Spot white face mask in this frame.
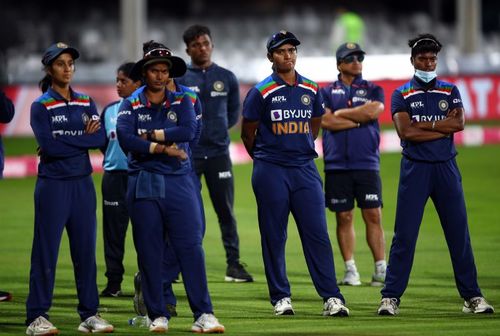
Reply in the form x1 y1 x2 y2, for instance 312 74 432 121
414 69 437 83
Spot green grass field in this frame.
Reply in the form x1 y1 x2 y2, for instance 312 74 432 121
1 144 499 335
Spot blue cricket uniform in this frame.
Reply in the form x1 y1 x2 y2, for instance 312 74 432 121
100 99 129 288
382 77 483 301
243 72 344 305
117 86 213 320
0 90 15 179
26 87 105 324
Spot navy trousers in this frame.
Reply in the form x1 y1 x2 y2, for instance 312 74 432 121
252 159 344 305
382 157 482 300
26 176 99 324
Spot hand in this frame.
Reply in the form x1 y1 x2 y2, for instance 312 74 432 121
164 146 188 161
84 119 101 134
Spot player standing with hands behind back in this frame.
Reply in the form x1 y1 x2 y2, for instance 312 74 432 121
377 33 494 316
320 42 386 287
178 25 253 282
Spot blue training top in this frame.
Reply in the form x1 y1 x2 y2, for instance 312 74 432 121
242 71 323 167
0 91 15 178
101 99 128 171
30 87 105 179
321 74 384 171
178 63 240 159
116 86 197 175
391 77 463 162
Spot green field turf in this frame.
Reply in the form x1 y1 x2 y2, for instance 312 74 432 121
0 145 499 335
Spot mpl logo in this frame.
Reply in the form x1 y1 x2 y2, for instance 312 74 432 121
271 109 282 121
365 194 379 201
411 101 424 108
138 114 152 122
51 115 68 123
272 96 287 103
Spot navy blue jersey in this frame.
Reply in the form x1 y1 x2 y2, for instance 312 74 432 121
242 72 323 166
0 91 15 178
391 77 463 162
30 87 105 179
321 75 383 171
172 79 203 149
178 63 240 159
116 87 197 175
101 100 128 171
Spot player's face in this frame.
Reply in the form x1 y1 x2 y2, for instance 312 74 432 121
338 53 363 77
270 43 297 73
116 70 140 98
186 34 213 67
48 53 75 86
412 51 438 71
143 63 170 93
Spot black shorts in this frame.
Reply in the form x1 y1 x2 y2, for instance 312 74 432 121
324 170 383 212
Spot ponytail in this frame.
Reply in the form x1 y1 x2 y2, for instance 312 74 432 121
39 74 52 93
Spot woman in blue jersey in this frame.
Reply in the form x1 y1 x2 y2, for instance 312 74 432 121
241 31 349 317
26 42 114 335
117 41 224 333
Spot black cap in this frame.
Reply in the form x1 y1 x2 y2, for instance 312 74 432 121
267 31 301 52
42 42 79 66
336 42 365 62
130 46 187 80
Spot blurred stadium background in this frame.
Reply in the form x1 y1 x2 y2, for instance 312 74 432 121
1 0 500 177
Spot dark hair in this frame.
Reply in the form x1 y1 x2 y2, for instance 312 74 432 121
408 33 442 57
38 74 52 93
117 62 136 78
182 25 212 46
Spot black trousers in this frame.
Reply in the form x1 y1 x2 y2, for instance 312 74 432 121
194 153 240 266
101 170 129 285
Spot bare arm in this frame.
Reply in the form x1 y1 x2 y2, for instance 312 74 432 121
241 118 259 157
393 111 448 142
335 101 384 123
321 107 359 131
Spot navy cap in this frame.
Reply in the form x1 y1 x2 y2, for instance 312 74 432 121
336 42 365 61
42 42 79 66
267 31 301 52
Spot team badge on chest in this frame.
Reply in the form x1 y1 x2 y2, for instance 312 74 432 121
81 113 90 125
213 81 224 91
301 94 311 105
166 111 178 122
438 99 448 111
356 89 367 96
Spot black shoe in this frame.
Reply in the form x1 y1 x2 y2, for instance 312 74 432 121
0 291 12 302
100 284 122 297
133 272 147 315
225 262 254 282
166 304 178 317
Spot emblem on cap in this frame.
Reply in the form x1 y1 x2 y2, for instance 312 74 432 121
301 94 311 106
346 43 357 49
57 42 69 49
280 30 288 35
438 100 448 111
213 81 224 92
167 111 178 122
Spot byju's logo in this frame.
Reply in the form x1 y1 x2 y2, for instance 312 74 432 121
271 109 282 121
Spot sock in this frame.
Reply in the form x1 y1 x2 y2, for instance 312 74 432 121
345 259 357 271
375 260 387 274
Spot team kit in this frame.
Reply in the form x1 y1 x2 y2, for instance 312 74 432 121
19 26 494 335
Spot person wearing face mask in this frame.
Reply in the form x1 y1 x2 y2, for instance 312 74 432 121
377 33 494 316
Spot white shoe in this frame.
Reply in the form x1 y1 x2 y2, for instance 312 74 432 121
377 298 399 316
462 297 494 314
191 313 225 333
26 316 59 336
370 271 386 287
338 269 361 286
323 297 349 316
274 297 294 315
78 315 114 333
149 316 168 333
